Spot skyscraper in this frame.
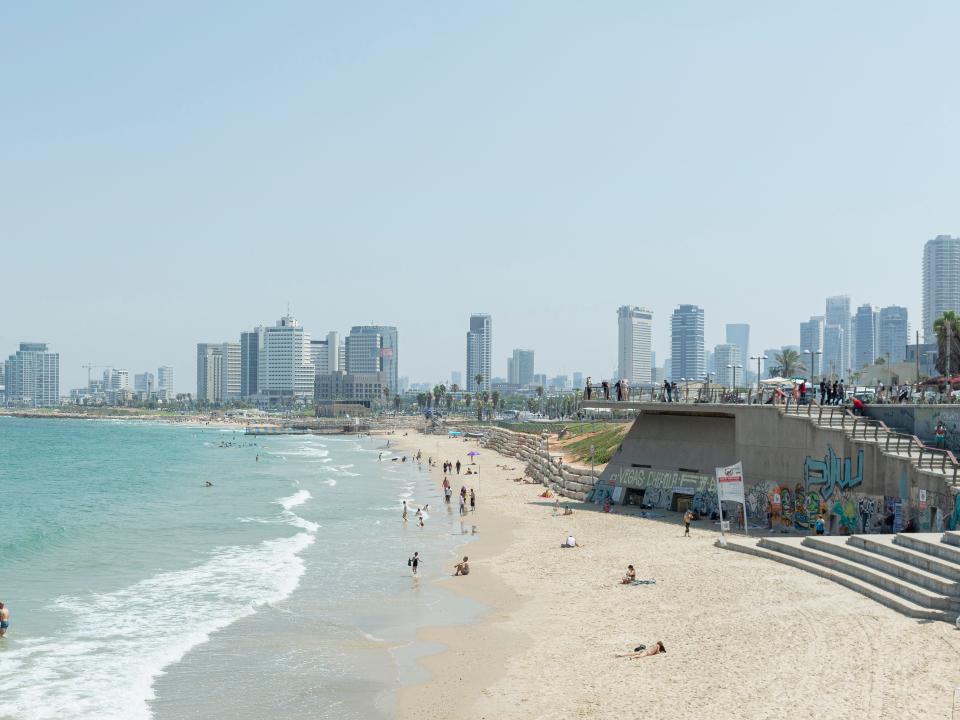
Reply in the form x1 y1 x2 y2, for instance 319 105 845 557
877 306 909 364
617 306 653 385
4 342 59 407
466 314 492 392
218 342 241 400
853 304 877 370
257 314 314 401
157 366 174 395
508 349 535 386
134 372 155 394
724 324 750 369
670 305 705 381
825 295 852 375
196 343 223 403
240 330 261 398
714 343 741 387
347 326 398 395
799 316 825 379
923 235 960 343
451 371 462 388
823 325 845 379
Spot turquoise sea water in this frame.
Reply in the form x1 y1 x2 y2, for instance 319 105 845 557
0 418 479 720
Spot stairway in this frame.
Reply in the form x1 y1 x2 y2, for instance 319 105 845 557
723 532 960 623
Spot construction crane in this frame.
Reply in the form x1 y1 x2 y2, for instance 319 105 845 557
81 364 110 387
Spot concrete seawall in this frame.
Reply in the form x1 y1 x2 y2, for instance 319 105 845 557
477 426 600 501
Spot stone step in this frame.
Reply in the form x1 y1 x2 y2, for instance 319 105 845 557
721 538 952 622
894 533 960 566
759 537 958 611
847 535 960 583
943 532 960 549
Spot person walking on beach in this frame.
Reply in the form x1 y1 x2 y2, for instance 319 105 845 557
402 501 408 522
0 602 9 637
469 488 476 512
408 552 420 576
456 460 461 475
378 452 383 461
683 508 694 536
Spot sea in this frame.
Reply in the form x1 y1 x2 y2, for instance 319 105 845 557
0 417 482 720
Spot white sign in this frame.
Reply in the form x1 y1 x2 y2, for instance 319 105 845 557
919 489 927 503
716 462 745 505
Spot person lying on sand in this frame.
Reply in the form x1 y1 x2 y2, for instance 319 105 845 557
616 641 666 658
620 565 636 584
453 556 470 576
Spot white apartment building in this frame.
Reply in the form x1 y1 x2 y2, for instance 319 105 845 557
922 235 960 343
617 306 653 385
466 314 492 392
714 343 742 387
257 314 314 401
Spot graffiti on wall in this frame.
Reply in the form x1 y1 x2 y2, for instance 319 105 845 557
804 445 863 498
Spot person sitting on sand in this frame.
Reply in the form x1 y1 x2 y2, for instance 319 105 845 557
563 506 573 516
454 556 470 576
621 565 636 584
561 534 579 548
617 641 666 658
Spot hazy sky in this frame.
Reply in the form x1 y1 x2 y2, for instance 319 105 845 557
3 2 958 392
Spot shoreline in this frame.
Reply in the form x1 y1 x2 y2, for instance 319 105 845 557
390 429 960 720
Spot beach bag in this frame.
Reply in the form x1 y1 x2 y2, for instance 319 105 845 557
407 558 412 567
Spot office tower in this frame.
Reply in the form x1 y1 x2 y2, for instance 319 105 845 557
573 371 583 390
466 314 492 392
216 342 241 400
311 339 329 379
923 235 960 343
196 344 222 403
157 366 174 395
670 305 705 381
508 349 535 387
617 306 653 385
109 369 130 391
257 314 314 401
762 348 780 378
799 317 825 379
704 350 715 375
134 372 155 393
240 330 262 398
347 326 398 395
877 306 909 364
725 324 750 369
327 332 341 372
853 304 878 370
823 325 845 379
4 342 59 407
714 344 742 387
825 295 852 374
450 371 462 388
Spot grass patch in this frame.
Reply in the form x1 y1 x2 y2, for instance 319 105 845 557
563 424 629 464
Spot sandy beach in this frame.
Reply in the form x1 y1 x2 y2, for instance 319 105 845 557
394 430 960 720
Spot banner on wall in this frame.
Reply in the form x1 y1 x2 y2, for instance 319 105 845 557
715 461 748 542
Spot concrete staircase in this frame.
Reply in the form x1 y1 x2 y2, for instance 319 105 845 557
723 532 960 623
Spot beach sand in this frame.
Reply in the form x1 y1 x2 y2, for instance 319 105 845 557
395 430 960 720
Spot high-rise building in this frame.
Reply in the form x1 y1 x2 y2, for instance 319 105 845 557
799 317 825 379
714 344 742 387
670 305 705 381
257 315 314 401
572 371 583 390
617 306 653 385
327 332 342 372
217 342 241 400
108 369 130 391
508 349 535 387
823 325 845 379
157 366 174 395
466 314 492 392
877 306 909 364
196 343 223 403
825 295 852 374
532 373 547 389
725 324 750 369
347 326 398 395
853 304 878 370
134 372 155 394
704 350 715 376
450 371 462 388
4 342 59 407
240 330 261 398
923 235 960 343
762 348 780 378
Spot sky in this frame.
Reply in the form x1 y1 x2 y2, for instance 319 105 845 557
2 2 959 392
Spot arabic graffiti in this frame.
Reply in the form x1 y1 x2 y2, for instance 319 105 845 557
804 445 863 498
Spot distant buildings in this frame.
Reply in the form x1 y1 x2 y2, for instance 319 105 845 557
617 306 653 385
799 317 824 379
853 304 878 370
507 349 535 387
823 325 845 379
134 372 155 394
877 306 909 364
258 315 314 402
157 366 174 395
714 343 741 387
346 326 398 396
922 235 960 343
670 305 705 381
572 371 583 390
466 314 492 392
196 344 223 403
450 371 462 388
725 324 750 369
240 330 261 398
4 342 60 407
825 295 852 375
762 348 780 378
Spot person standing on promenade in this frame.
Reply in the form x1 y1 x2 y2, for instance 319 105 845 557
614 379 622 401
0 602 9 637
585 377 592 400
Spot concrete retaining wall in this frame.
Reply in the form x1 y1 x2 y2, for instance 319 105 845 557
477 426 599 501
865 404 960 453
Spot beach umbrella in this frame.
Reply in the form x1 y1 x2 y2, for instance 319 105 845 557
468 450 479 464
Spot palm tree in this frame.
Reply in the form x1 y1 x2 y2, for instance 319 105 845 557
474 373 484 390
536 385 544 414
771 349 806 378
394 394 401 412
934 311 960 376
464 394 472 409
490 391 500 417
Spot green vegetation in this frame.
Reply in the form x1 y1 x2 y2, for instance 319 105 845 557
563 424 629 464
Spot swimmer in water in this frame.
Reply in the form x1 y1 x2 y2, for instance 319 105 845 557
205 481 213 487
